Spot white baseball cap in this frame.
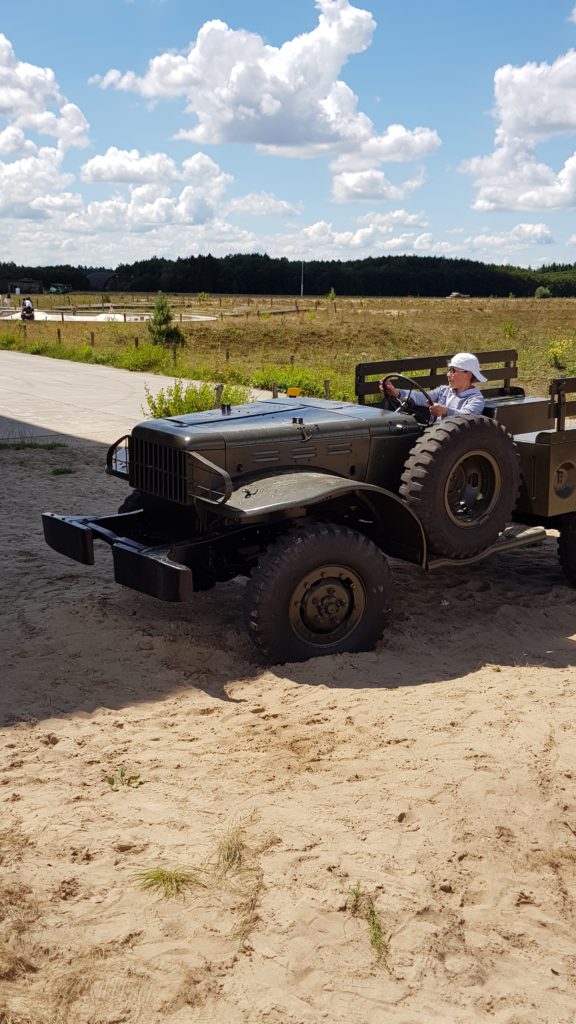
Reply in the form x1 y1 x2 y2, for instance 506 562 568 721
448 352 487 383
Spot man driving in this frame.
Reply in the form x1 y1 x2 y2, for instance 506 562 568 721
379 351 486 418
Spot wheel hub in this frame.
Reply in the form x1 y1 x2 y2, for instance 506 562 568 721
444 450 501 526
290 564 366 643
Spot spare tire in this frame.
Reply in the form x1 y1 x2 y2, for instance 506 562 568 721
399 415 520 558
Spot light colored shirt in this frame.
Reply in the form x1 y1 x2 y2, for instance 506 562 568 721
399 384 485 418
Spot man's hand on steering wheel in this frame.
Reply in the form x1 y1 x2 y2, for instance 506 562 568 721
377 374 430 421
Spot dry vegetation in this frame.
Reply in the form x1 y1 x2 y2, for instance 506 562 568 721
2 294 576 395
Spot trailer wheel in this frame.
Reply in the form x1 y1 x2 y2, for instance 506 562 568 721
400 415 520 558
244 524 392 663
558 513 576 586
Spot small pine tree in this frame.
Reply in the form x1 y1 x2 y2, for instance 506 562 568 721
148 292 185 347
534 285 552 300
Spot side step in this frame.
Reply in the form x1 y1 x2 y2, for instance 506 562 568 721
427 525 547 572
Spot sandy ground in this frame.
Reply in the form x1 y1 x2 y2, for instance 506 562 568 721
2 441 576 1024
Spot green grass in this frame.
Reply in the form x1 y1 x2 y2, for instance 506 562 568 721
4 294 576 397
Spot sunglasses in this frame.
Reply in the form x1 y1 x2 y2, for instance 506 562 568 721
447 366 464 373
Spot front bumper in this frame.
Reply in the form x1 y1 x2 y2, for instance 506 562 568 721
42 511 193 602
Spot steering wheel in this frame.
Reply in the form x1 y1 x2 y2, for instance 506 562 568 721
380 373 434 424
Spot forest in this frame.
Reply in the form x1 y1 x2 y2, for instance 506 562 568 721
2 253 576 297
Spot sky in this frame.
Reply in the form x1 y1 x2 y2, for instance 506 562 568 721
3 0 576 271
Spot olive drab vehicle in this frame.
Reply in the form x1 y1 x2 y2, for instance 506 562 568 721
42 350 576 663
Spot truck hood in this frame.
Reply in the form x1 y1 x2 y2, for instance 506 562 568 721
131 396 421 450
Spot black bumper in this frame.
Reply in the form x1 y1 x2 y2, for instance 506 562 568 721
42 511 193 603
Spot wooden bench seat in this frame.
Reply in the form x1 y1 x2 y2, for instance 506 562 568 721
354 349 553 434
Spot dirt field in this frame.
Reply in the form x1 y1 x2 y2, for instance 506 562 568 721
1 441 576 1024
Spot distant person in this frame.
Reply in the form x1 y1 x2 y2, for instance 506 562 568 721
20 296 35 321
3 294 11 307
379 352 486 419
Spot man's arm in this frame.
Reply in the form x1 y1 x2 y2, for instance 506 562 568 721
445 390 485 416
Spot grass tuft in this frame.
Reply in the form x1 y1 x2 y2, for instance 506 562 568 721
135 867 207 899
214 824 246 877
347 882 390 970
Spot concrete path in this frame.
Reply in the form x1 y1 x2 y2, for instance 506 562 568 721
0 350 271 445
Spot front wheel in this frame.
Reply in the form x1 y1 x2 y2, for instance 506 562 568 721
558 513 576 586
244 523 392 663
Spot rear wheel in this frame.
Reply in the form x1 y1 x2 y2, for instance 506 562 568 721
558 513 576 585
244 524 392 663
400 415 520 558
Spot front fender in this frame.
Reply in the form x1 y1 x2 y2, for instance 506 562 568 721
214 470 426 567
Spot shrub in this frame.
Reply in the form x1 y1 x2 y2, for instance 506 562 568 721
535 286 552 299
143 379 251 418
547 336 576 373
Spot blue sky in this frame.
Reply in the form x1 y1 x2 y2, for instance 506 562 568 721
3 0 576 270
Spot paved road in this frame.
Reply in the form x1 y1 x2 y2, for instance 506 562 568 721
0 351 270 445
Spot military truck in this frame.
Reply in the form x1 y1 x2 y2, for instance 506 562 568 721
42 349 576 662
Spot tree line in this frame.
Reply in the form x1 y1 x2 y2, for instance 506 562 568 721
3 254 576 298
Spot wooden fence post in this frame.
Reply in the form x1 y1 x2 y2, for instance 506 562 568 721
57 327 61 344
214 383 224 406
324 379 330 399
290 354 295 368
134 336 139 349
90 332 95 347
272 383 278 398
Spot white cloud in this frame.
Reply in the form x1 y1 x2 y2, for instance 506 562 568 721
464 222 553 253
264 218 555 263
268 218 442 259
570 4 576 22
331 125 440 171
180 152 233 197
0 125 36 156
226 192 303 216
332 168 425 202
30 191 83 213
355 208 429 228
93 3 376 150
0 33 89 149
463 49 576 211
92 1 439 197
0 147 73 212
81 147 179 184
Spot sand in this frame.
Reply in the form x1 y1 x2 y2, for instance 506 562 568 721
1 441 576 1024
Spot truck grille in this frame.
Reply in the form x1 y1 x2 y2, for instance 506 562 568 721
129 438 188 503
